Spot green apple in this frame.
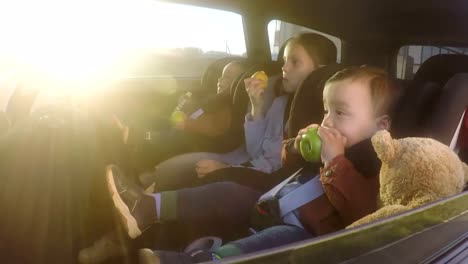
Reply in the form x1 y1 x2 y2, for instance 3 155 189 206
300 127 322 162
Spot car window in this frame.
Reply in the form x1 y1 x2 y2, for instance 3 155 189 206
267 20 342 62
397 45 468 79
0 0 246 82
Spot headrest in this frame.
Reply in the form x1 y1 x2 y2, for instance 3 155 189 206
390 81 442 139
423 73 468 145
288 64 346 137
413 54 468 85
199 56 243 96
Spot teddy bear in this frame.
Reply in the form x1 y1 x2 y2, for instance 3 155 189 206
349 130 468 227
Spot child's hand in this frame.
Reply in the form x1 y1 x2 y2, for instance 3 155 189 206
112 115 129 144
317 126 347 165
244 78 266 120
293 124 320 154
195 159 229 178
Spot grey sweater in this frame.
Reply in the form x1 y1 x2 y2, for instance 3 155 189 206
218 75 288 173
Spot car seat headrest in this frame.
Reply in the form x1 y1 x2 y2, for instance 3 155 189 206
199 57 243 96
423 73 468 145
413 54 468 85
288 64 346 137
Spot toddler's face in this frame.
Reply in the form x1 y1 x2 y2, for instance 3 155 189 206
322 79 387 147
217 63 244 95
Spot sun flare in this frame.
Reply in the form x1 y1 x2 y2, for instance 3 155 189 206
0 0 209 90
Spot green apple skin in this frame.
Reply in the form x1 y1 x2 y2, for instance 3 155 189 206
300 127 322 162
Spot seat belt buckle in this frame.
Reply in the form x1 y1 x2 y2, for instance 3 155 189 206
256 200 277 216
251 198 282 231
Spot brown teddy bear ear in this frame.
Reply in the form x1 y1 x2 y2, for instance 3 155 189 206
371 130 396 163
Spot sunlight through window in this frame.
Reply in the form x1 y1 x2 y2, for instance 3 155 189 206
0 0 246 91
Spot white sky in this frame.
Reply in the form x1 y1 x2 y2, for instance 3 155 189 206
0 0 247 79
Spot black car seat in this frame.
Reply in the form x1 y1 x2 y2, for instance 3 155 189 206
423 73 468 146
413 54 468 86
287 64 347 137
195 56 243 98
392 54 468 139
423 75 468 191
391 81 441 139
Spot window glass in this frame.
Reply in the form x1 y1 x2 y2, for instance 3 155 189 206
0 0 247 81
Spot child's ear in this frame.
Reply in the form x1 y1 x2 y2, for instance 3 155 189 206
376 115 391 131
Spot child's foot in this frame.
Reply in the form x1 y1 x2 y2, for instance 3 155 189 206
138 249 213 264
78 232 125 263
106 165 158 239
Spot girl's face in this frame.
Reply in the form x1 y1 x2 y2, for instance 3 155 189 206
282 42 318 93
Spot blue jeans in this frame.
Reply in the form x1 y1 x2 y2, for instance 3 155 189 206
159 182 261 239
164 182 312 256
215 225 312 258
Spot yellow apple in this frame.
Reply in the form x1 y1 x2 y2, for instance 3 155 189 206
251 71 268 89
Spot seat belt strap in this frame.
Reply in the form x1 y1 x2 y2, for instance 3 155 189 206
279 176 324 217
258 167 303 202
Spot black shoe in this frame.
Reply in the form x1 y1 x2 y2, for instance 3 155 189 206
106 165 158 239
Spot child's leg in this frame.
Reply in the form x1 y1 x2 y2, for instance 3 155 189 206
198 166 288 193
214 225 312 258
160 182 261 232
106 165 261 239
138 225 312 264
142 152 226 192
131 128 202 171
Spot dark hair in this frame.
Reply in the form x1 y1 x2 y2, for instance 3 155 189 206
286 33 337 66
324 66 401 117
228 59 249 71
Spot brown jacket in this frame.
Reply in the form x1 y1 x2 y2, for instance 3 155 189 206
184 105 232 137
281 140 380 235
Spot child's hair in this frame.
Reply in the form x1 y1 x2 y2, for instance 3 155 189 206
325 66 401 117
286 33 337 66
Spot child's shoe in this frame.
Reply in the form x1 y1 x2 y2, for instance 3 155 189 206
106 165 158 239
